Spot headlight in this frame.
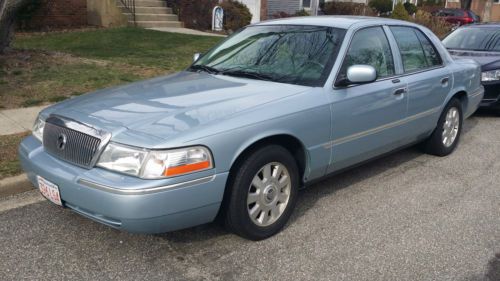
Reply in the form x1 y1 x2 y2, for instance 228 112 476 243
97 143 213 179
97 143 148 177
32 117 45 142
481 69 500 82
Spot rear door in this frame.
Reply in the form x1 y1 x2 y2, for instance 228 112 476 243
388 26 452 141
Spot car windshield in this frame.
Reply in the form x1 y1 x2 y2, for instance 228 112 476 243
443 27 500 52
189 25 346 86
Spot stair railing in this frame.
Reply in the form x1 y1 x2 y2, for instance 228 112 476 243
120 0 136 26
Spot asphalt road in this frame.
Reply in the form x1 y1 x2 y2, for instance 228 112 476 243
1 111 499 281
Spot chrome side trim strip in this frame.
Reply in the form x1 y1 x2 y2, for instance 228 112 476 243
77 175 216 195
469 88 484 99
323 106 441 149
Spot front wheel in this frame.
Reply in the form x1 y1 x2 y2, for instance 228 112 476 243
423 98 463 156
224 145 299 240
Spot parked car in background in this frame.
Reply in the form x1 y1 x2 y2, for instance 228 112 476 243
433 8 480 26
443 23 500 111
20 17 484 240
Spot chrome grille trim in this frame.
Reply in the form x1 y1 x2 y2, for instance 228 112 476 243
43 115 111 169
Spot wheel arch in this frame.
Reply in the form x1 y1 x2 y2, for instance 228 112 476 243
451 90 468 112
216 133 309 221
228 134 308 185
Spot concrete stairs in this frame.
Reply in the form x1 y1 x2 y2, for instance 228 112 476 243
116 0 183 28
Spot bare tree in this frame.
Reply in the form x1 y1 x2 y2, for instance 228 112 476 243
460 0 472 9
0 0 31 53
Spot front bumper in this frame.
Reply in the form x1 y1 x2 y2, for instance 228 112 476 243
479 81 500 109
19 136 228 233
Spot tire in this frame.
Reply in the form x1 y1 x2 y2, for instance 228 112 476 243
224 145 299 240
423 98 463 156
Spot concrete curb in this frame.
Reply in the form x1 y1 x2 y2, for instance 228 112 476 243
0 174 34 198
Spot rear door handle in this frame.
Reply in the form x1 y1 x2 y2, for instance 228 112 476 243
441 77 449 85
394 87 407 96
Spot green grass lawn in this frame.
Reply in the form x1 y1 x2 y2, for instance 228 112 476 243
0 132 29 180
13 27 222 71
1 27 222 109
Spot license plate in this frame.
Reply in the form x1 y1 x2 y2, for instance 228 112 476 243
37 176 62 206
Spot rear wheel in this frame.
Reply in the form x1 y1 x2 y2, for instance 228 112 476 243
224 145 299 240
423 98 463 156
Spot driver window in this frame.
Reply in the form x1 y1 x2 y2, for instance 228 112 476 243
338 27 395 82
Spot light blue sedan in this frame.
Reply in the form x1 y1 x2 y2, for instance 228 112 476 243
19 16 484 240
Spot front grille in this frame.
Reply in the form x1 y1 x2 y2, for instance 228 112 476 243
43 122 102 168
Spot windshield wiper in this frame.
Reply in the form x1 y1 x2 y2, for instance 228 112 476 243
220 69 275 82
188 64 220 74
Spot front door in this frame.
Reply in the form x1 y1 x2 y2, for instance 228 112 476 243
326 26 408 173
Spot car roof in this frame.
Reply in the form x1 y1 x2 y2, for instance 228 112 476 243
254 16 414 30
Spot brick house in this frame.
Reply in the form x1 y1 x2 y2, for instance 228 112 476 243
445 0 500 21
25 0 87 28
24 0 182 29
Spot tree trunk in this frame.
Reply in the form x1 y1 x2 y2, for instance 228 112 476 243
460 0 472 10
0 0 30 54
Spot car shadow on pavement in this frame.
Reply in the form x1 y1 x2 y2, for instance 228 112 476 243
158 113 484 243
159 145 427 243
465 252 500 281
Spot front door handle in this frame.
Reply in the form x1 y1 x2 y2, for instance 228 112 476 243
393 87 407 96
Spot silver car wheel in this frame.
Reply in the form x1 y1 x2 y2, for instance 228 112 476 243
442 107 460 148
247 162 291 227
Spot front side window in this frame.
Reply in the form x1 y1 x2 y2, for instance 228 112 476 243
338 26 395 82
192 25 346 87
390 26 429 72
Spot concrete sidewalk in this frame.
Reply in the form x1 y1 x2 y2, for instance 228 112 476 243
0 105 48 135
148 27 227 37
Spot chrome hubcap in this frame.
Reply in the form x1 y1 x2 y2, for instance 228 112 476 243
247 162 291 227
442 107 460 148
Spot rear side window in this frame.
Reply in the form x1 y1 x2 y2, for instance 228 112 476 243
338 26 395 80
415 30 442 66
390 26 442 72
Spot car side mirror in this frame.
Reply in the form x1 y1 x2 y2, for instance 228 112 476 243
336 65 377 87
193 53 202 62
347 65 377 84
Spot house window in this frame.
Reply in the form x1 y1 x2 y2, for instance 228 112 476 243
494 0 500 4
302 0 312 8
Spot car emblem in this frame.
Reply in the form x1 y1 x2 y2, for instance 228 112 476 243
56 133 67 150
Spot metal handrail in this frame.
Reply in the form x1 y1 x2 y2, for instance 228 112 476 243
120 0 136 26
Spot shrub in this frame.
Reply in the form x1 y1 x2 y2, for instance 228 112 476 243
369 0 393 14
391 2 410 20
167 0 218 30
322 1 376 16
294 9 310 16
166 0 251 32
220 0 252 31
413 10 452 39
271 11 292 18
17 0 43 30
404 2 418 15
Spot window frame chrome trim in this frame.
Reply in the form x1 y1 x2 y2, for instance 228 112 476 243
333 24 449 90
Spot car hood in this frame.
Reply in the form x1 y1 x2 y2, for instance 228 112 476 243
44 71 309 146
448 49 500 71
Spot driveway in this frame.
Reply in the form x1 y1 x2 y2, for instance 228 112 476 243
0 111 499 281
